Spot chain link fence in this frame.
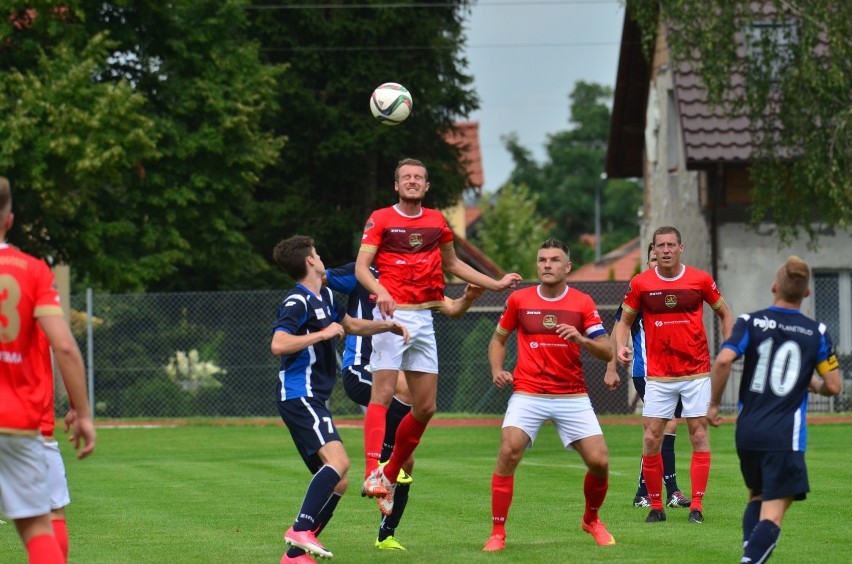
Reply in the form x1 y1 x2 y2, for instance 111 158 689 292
63 282 849 420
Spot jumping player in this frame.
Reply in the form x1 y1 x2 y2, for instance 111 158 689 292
272 235 408 562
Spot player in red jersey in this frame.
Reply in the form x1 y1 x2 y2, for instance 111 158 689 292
483 238 616 551
0 177 96 563
355 158 522 517
614 226 732 525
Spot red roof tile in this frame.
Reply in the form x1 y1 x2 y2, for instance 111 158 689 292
568 238 642 282
444 121 484 189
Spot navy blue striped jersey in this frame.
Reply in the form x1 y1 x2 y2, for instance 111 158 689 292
325 263 377 371
615 305 649 378
722 306 839 452
274 283 344 401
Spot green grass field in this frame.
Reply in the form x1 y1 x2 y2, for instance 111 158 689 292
2 419 850 563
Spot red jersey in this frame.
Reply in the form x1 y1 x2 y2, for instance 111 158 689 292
621 264 725 379
360 205 454 309
497 285 607 395
0 244 65 434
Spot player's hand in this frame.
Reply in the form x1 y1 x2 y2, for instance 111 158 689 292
496 273 523 290
706 404 722 428
463 283 485 301
604 367 621 391
375 288 395 320
616 346 633 368
808 375 821 394
492 369 513 390
69 415 97 459
555 323 583 344
63 408 78 434
324 322 345 340
388 321 410 344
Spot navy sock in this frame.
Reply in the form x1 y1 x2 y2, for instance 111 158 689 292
381 397 411 461
293 465 341 531
742 500 762 545
314 492 342 536
662 434 679 496
378 482 410 541
742 520 780 563
635 456 648 497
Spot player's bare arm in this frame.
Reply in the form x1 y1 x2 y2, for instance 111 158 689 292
341 315 411 344
555 324 612 361
613 310 637 368
714 300 734 340
488 330 513 390
440 244 522 291
440 284 485 318
355 249 395 319
707 347 738 427
810 368 842 397
39 314 96 458
603 331 622 390
271 323 345 356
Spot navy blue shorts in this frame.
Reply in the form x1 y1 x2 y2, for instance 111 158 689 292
738 449 809 501
342 365 372 407
632 377 684 418
277 396 342 473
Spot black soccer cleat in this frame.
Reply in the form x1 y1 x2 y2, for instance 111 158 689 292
645 509 667 523
688 509 704 524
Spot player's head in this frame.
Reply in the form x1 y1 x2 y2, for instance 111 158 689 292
646 242 657 270
273 235 321 281
652 226 683 268
774 255 811 304
537 238 571 285
0 177 14 235
394 158 430 204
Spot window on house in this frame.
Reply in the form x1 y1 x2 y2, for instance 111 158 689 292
746 20 798 81
814 271 852 356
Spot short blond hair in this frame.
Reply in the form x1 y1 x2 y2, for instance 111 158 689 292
0 177 11 213
776 255 810 303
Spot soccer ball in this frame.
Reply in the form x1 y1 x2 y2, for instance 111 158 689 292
370 83 413 126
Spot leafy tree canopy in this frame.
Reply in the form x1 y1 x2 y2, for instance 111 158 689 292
500 81 643 266
628 0 851 245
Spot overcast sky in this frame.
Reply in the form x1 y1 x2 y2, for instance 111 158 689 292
462 0 625 192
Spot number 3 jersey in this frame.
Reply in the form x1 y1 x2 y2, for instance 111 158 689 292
722 306 839 451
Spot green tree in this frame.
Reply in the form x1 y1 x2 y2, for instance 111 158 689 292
1 1 285 292
246 1 479 276
473 183 549 279
628 0 851 245
502 81 643 266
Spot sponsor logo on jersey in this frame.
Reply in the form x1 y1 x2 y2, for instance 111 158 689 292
409 233 422 247
754 316 776 331
315 308 326 320
530 342 539 348
664 294 677 308
542 314 557 328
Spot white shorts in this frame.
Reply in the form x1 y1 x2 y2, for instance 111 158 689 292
370 308 439 374
502 393 603 450
643 377 711 419
0 434 51 519
44 440 71 510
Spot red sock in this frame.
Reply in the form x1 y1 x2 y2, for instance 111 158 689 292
364 403 388 476
491 473 513 537
382 413 426 483
52 518 69 559
26 533 64 563
690 451 711 511
642 453 664 510
582 472 608 524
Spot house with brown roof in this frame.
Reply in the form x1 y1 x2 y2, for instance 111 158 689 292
443 121 504 279
606 10 852 364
